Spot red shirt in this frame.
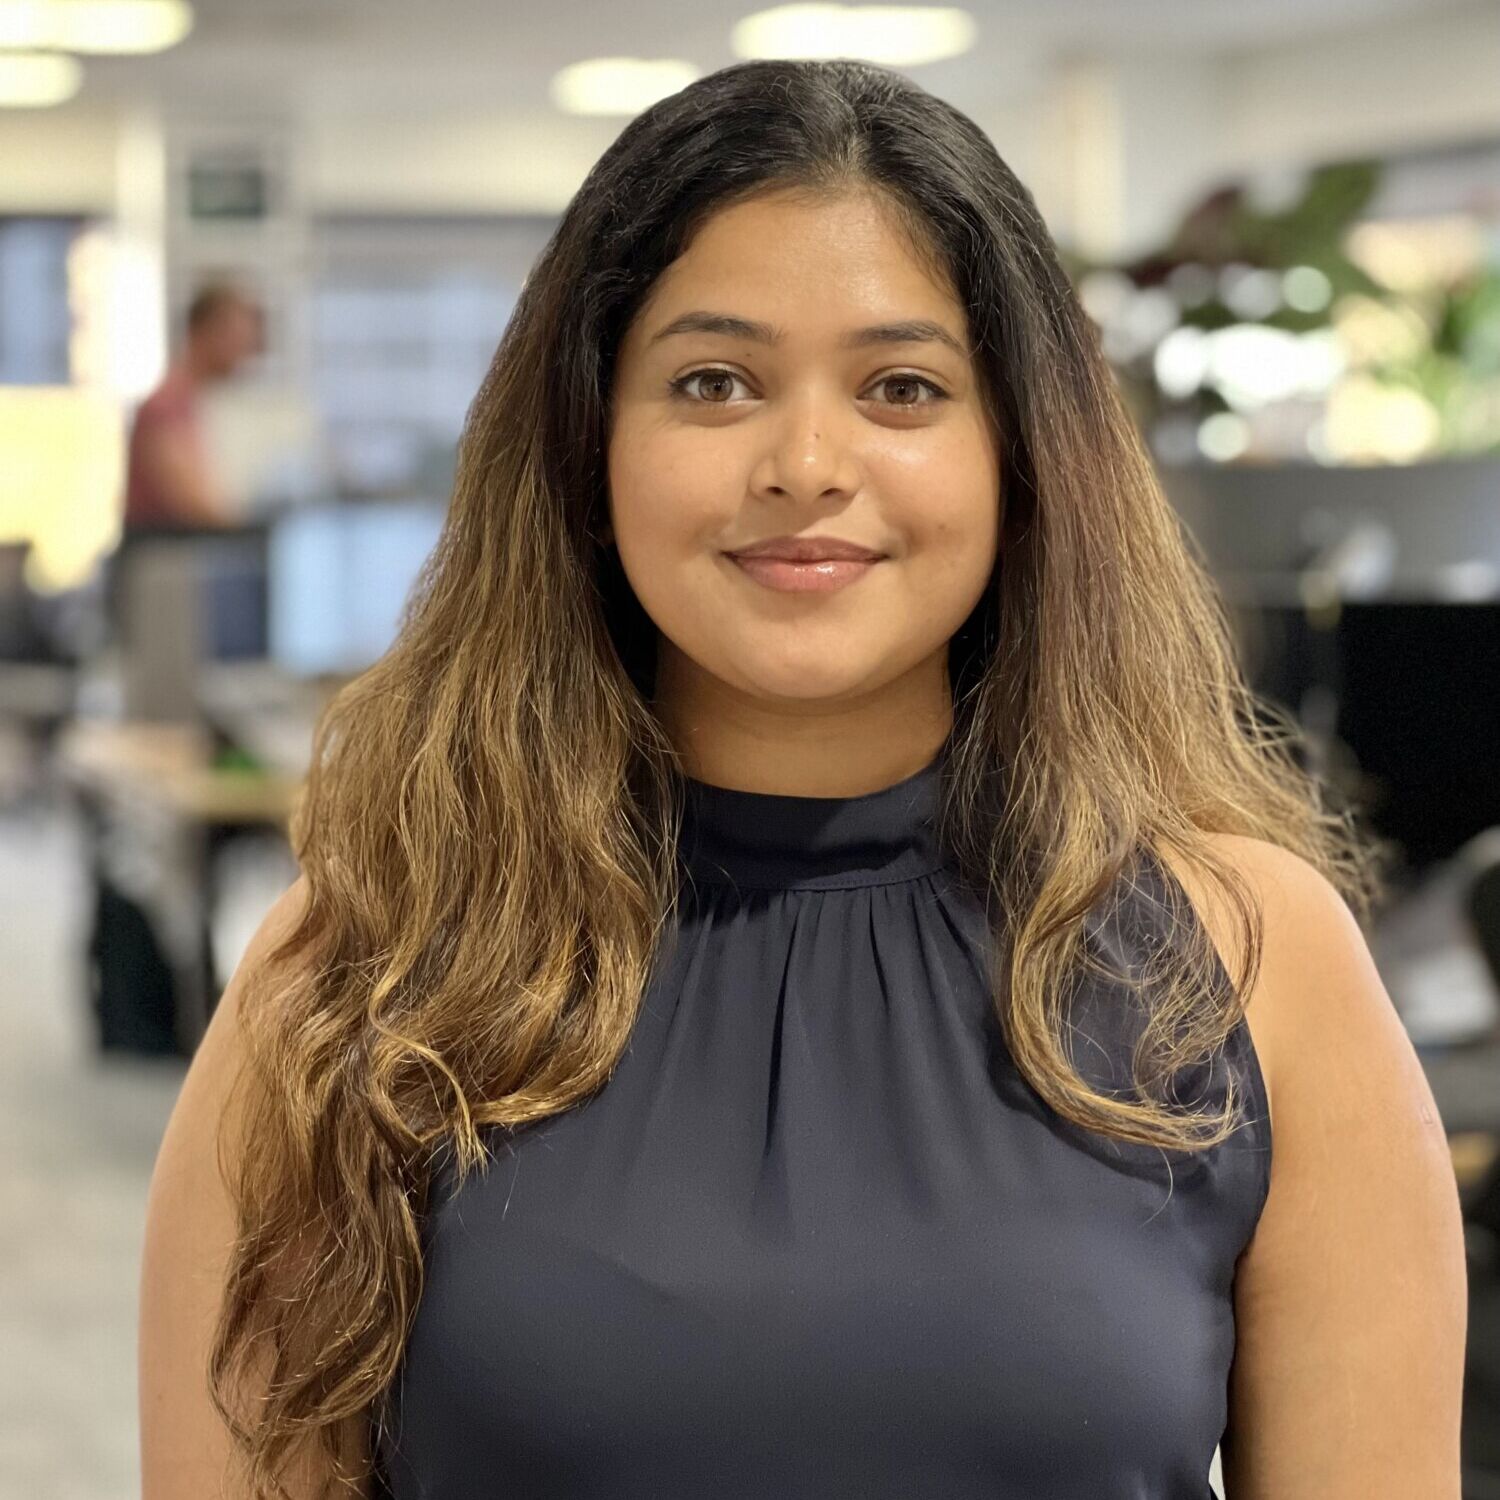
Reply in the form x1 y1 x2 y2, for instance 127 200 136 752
122 365 203 531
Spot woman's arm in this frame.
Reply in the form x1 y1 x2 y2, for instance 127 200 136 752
138 876 371 1498
1186 835 1468 1499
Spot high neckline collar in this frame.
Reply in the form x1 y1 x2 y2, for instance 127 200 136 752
676 749 948 892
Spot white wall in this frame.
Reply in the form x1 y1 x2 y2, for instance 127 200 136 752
2 2 1497 254
0 108 116 214
1223 2 1500 169
304 111 619 216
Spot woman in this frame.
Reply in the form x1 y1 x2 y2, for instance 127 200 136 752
140 58 1467 1498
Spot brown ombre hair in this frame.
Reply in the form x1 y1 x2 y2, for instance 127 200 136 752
210 57 1383 1498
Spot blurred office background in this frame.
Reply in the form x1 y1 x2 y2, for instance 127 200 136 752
1 1 1499 1495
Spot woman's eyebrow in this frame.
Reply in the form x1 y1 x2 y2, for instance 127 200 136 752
648 310 970 359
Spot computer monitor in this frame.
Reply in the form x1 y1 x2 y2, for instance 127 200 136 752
267 501 447 677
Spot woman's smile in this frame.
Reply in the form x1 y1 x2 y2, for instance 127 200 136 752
725 553 884 593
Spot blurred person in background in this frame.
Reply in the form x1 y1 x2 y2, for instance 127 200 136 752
101 281 265 717
121 281 264 534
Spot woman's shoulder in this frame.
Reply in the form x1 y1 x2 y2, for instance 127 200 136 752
1154 832 1376 1125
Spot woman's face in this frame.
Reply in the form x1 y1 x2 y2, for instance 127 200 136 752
607 187 1002 729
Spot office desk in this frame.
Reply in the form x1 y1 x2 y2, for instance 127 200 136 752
58 719 302 820
55 719 303 1055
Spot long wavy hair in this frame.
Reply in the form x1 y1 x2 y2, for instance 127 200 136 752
210 57 1385 1498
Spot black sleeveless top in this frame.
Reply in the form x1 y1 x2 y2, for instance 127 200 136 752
374 749 1271 1498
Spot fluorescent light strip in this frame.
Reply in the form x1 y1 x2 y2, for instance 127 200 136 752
0 49 80 105
551 57 700 116
732 4 976 66
0 0 193 55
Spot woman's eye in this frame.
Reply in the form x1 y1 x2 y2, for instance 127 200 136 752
667 368 950 408
871 374 949 408
668 368 749 404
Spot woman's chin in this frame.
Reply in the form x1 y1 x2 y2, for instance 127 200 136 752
726 656 885 704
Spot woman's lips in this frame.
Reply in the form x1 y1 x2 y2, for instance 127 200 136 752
726 554 883 593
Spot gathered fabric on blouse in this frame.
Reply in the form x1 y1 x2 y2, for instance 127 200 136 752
373 746 1272 1499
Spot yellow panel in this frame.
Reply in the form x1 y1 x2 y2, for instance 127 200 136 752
0 385 124 591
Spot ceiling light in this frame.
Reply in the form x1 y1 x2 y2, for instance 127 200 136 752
0 49 80 106
732 4 976 66
551 57 699 116
0 0 193 55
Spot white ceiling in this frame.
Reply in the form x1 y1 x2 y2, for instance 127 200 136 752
63 0 1489 118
